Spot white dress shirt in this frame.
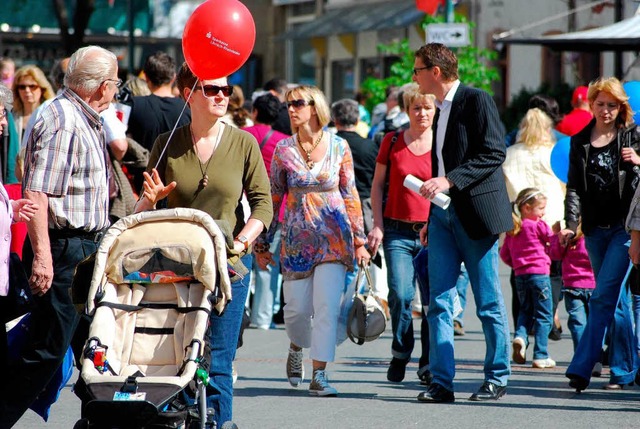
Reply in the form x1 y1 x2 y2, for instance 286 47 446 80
435 80 461 178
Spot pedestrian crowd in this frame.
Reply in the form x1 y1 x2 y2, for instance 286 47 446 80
0 41 640 428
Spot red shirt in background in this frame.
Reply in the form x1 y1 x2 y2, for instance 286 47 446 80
556 109 593 136
243 123 290 222
4 183 27 259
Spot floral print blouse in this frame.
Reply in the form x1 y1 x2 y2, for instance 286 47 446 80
260 133 366 280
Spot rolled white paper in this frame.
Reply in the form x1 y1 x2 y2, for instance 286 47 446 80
403 174 423 193
403 174 451 210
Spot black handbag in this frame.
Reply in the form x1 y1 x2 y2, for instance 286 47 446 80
629 265 640 296
2 253 33 323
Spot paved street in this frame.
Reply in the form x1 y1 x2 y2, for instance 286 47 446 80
14 265 640 428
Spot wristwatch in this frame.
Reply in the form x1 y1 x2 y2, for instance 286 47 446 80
236 235 249 251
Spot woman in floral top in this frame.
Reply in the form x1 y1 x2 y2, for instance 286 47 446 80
256 85 369 397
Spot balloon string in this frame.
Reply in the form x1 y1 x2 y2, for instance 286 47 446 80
152 79 198 171
136 79 198 203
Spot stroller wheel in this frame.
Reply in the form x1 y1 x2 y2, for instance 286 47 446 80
73 419 89 429
220 422 238 429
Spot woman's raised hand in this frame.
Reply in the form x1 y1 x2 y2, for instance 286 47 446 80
142 168 177 205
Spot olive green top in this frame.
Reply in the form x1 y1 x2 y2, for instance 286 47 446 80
148 124 273 243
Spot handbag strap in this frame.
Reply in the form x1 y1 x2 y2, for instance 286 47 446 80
259 128 275 149
354 260 374 295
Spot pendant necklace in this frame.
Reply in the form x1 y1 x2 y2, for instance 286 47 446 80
192 123 223 188
297 131 323 169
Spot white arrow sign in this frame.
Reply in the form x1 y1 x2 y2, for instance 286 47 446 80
426 23 470 48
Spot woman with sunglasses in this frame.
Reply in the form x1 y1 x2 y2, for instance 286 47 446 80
11 65 54 142
255 85 370 397
135 62 272 426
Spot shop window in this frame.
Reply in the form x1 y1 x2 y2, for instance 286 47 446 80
331 59 355 101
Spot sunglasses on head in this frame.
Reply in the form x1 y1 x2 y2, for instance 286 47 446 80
199 82 233 98
287 99 314 108
17 84 40 91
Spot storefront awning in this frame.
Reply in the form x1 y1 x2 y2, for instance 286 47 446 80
495 12 640 52
279 1 425 39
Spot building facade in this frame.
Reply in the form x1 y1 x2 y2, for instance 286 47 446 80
1 0 637 108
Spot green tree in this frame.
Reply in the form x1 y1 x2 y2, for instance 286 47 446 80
360 13 499 112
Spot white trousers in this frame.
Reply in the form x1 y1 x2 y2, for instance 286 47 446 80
283 263 346 363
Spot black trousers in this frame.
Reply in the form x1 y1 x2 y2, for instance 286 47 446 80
0 235 98 428
0 296 8 370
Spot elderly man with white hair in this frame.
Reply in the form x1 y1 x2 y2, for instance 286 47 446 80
0 45 119 427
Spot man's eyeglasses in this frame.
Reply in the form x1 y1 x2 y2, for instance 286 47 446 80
17 84 40 91
412 66 431 75
287 99 314 108
0 109 6 120
104 79 123 88
199 83 234 98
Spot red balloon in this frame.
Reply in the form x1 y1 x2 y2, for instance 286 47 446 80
182 0 256 80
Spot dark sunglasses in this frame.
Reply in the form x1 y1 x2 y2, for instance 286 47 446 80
199 83 234 98
287 99 314 108
412 65 431 75
17 84 40 91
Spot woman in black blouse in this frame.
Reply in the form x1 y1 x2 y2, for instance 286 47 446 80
560 77 640 391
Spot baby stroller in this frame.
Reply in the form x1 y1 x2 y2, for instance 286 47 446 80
74 208 232 429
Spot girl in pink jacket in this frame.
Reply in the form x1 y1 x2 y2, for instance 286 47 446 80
500 188 555 368
549 223 595 352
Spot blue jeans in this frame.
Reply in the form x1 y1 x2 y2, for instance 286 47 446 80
251 229 282 329
563 287 593 352
427 204 511 391
382 227 429 365
207 254 252 425
454 264 470 326
634 295 640 357
514 274 553 360
566 225 638 385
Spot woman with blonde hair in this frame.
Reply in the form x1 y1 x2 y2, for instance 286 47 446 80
368 83 435 385
255 84 369 397
560 77 640 391
11 65 54 140
503 108 565 224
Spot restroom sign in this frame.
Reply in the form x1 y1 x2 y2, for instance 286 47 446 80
426 23 470 47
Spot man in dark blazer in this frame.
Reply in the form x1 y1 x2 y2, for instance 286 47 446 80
412 43 513 403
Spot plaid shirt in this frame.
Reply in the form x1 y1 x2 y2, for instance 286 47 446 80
23 88 110 232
